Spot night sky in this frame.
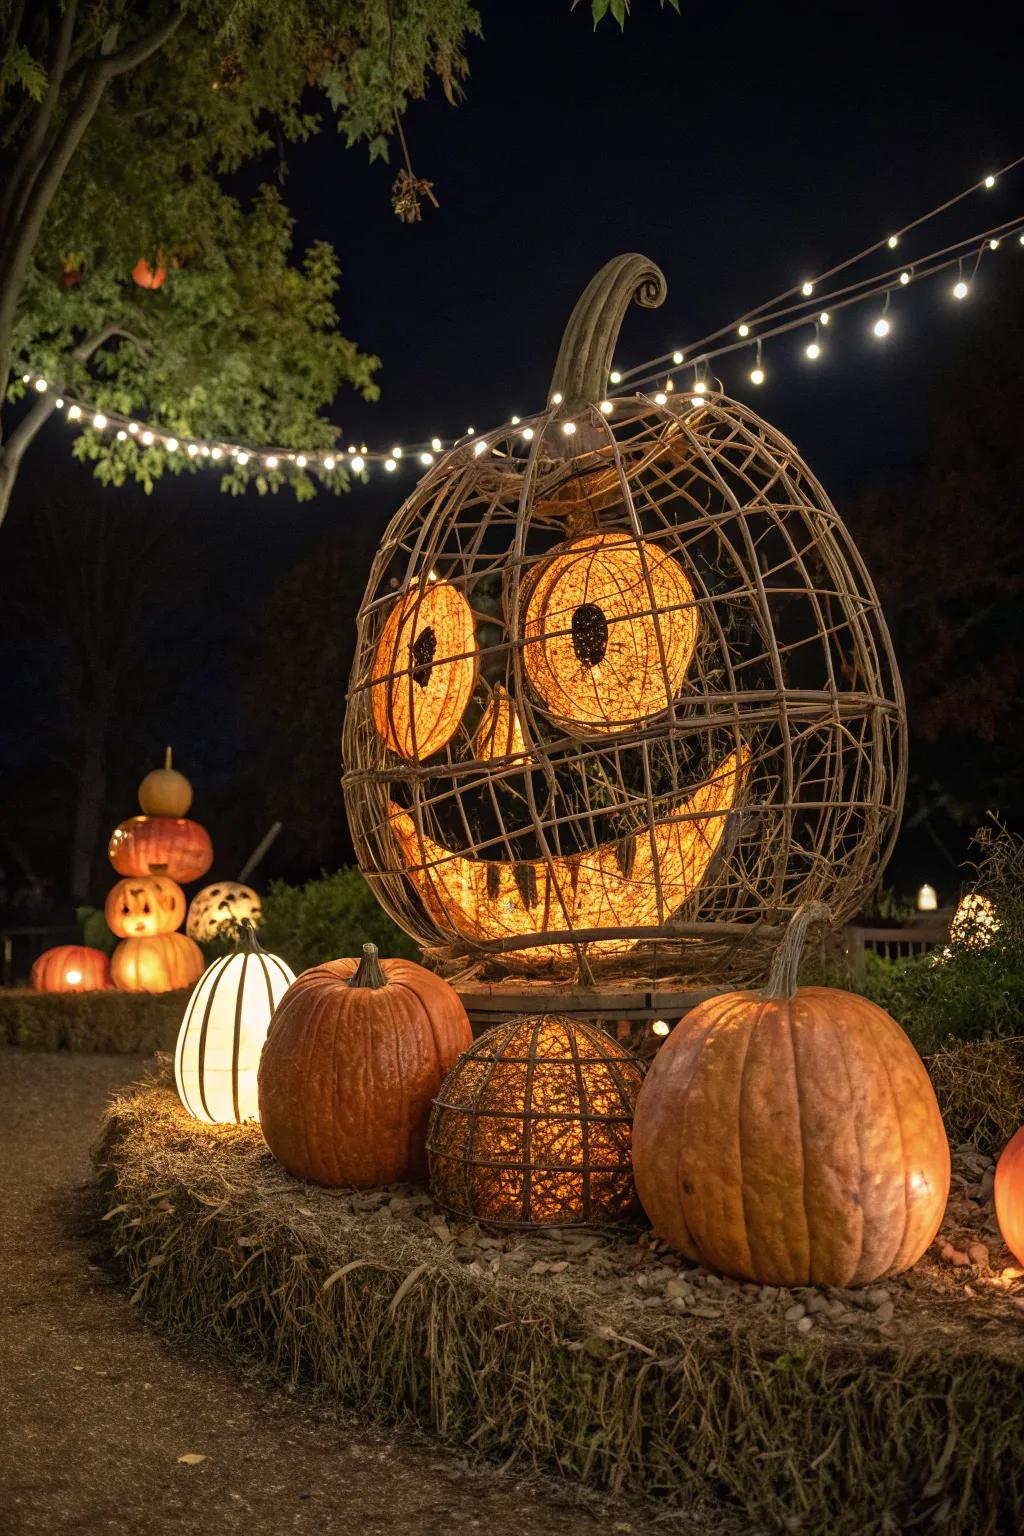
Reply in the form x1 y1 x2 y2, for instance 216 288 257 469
2 0 1022 905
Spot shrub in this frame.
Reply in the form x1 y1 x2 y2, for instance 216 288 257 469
257 867 419 975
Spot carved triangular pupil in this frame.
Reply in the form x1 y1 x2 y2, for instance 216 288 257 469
411 626 437 688
571 603 608 667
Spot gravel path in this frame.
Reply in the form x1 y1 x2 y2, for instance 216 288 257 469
0 1049 738 1536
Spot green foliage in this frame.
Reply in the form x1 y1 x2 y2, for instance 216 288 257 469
837 824 1024 1055
0 987 184 1052
258 867 418 974
1 1 480 502
588 0 679 27
77 904 118 956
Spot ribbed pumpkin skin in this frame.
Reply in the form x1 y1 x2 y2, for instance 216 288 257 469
258 958 473 1188
108 816 213 883
110 931 204 993
994 1126 1024 1266
632 987 950 1287
30 944 111 992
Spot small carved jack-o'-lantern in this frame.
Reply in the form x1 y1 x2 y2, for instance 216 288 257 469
186 882 263 941
342 255 906 983
105 875 186 938
30 945 111 993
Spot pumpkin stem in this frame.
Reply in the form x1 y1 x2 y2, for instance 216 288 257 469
347 941 388 990
164 745 173 771
549 254 667 415
236 918 265 954
764 901 831 999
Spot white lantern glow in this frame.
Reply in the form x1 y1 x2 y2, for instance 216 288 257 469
174 922 295 1124
916 883 938 913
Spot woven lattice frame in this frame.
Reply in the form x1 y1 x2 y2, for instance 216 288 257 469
427 1015 643 1229
342 261 906 986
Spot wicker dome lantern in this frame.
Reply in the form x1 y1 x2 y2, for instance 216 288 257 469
342 255 906 984
427 1015 644 1229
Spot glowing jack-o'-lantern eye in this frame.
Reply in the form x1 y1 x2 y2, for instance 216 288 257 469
371 580 477 759
522 531 699 733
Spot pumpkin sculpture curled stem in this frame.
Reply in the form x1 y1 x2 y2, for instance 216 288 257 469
548 254 667 415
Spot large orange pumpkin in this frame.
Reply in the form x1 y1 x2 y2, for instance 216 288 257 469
108 815 213 883
104 875 186 937
994 1126 1024 1266
258 943 473 1188
632 903 951 1287
110 931 204 993
30 945 111 993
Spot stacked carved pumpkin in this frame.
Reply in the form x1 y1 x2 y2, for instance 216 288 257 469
105 748 209 993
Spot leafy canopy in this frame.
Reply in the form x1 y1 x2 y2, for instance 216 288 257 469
0 1 480 504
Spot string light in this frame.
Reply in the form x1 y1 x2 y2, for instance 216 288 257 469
651 1019 671 1037
385 457 397 471
561 420 577 434
872 291 892 338
20 153 1024 487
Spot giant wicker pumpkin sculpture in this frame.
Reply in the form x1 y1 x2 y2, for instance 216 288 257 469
632 903 951 1287
108 814 213 883
342 255 905 983
258 943 472 1188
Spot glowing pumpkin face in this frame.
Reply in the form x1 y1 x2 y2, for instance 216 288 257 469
342 256 905 979
105 875 186 938
186 883 263 942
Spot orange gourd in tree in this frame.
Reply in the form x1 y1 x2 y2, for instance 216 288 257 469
632 903 951 1287
258 943 472 1188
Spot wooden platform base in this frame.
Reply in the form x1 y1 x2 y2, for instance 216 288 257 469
454 976 720 1029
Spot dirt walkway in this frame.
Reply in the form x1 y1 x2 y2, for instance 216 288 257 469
0 1049 738 1536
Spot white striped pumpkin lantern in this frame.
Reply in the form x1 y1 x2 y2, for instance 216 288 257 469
174 921 295 1124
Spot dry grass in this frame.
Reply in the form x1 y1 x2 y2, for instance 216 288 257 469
1 989 186 1053
93 1069 1024 1536
927 1035 1024 1156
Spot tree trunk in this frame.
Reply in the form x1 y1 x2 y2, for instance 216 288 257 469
70 722 107 904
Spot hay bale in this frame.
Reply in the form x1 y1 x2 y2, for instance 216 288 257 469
927 1035 1024 1156
1 989 186 1053
93 1077 1024 1535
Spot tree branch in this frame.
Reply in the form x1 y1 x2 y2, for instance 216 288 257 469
1 0 78 234
0 9 184 384
0 320 138 528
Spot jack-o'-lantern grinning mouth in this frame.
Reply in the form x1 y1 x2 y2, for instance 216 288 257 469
384 745 748 960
